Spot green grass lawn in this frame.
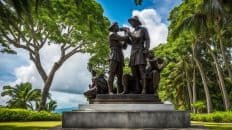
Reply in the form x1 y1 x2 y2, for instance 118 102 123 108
192 121 232 130
0 121 231 130
0 121 61 130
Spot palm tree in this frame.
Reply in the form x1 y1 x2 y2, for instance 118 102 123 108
45 99 57 112
1 82 41 109
206 41 231 110
35 95 57 111
173 5 231 111
173 12 213 113
192 59 197 113
203 0 232 81
202 0 231 110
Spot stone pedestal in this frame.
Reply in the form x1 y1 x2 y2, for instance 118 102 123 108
62 94 190 128
62 110 190 128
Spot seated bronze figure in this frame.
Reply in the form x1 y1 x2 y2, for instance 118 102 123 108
84 72 108 102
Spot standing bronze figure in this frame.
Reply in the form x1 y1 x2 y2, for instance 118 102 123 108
108 22 128 94
122 16 150 94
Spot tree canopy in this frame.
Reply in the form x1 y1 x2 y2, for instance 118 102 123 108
0 0 110 110
154 0 232 113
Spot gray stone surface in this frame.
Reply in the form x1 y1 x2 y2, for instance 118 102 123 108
78 104 175 111
62 111 190 128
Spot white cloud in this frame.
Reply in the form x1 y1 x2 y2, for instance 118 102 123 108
0 43 91 108
121 9 168 57
132 9 168 49
12 44 91 94
50 91 87 109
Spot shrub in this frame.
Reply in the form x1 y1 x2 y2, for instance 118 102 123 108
191 111 232 123
0 108 61 121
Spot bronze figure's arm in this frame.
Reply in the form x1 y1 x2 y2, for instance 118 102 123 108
110 33 128 41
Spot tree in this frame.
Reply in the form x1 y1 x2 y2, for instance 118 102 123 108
173 0 231 111
35 96 57 112
0 0 109 110
157 0 232 112
134 0 143 6
1 82 41 109
45 99 57 112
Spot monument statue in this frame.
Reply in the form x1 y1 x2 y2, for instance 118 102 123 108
63 16 190 129
121 16 150 94
107 22 129 94
85 16 166 98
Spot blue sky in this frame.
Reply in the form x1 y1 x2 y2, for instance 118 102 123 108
0 0 182 108
96 0 181 25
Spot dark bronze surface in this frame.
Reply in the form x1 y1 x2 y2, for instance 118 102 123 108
91 94 161 104
123 16 150 94
84 17 165 103
108 22 129 94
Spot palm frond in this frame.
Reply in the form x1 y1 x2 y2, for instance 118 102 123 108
203 0 223 18
172 13 208 39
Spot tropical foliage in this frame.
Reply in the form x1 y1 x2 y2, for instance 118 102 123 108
191 111 232 122
154 0 232 113
0 108 61 121
1 83 41 110
1 82 57 111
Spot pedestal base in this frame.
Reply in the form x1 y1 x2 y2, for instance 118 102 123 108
62 94 190 128
62 111 190 128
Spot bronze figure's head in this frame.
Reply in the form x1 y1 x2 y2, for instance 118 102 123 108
128 16 142 27
108 22 119 32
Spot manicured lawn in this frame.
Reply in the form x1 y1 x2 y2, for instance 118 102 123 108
0 121 231 130
0 121 61 130
192 121 232 130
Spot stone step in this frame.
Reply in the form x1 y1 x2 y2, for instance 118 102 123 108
92 94 161 104
78 104 175 111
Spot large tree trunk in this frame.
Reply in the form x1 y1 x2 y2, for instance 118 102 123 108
215 23 232 80
208 45 231 110
39 62 61 111
192 66 197 113
184 67 193 111
30 51 48 82
192 42 213 113
219 38 232 80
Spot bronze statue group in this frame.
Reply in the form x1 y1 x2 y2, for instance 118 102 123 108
84 16 166 101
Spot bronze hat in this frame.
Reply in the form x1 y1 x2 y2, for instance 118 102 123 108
128 16 142 25
108 22 118 32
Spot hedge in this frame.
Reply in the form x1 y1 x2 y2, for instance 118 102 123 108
0 108 61 121
191 111 232 123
